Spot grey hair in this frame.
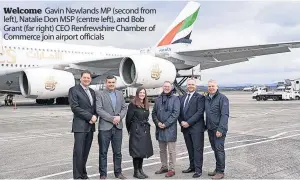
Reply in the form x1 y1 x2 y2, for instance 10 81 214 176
208 79 218 86
187 78 197 84
163 81 173 86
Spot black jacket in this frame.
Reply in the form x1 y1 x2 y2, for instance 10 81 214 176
205 90 229 135
178 92 206 133
126 103 153 158
68 84 97 133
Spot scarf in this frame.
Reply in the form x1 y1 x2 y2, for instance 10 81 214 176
161 91 172 111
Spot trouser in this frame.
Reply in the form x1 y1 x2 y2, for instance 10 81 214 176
208 130 226 173
98 126 123 177
73 132 93 179
183 131 204 173
158 141 176 171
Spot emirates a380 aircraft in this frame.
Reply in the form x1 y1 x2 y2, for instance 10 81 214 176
0 1 300 105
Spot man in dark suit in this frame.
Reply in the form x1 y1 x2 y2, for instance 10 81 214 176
96 75 128 179
178 78 205 178
68 70 98 179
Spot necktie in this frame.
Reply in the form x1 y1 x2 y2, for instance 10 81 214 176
85 89 93 105
183 93 191 113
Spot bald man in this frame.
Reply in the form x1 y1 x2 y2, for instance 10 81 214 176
205 80 229 179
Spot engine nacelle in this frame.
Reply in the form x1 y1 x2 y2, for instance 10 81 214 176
19 68 75 99
119 55 176 88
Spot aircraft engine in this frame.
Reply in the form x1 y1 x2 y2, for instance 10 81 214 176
119 54 177 88
19 68 75 99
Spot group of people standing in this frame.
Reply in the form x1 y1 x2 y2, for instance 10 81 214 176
68 70 229 180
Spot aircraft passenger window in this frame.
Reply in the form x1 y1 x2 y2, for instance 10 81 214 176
1 64 3 66
15 64 17 67
20 65 22 67
6 64 8 66
28 65 31 67
24 65 26 67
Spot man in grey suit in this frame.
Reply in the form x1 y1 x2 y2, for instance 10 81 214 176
68 70 98 179
96 75 128 179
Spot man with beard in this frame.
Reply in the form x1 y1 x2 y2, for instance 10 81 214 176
95 75 128 179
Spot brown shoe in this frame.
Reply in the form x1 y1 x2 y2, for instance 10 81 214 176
212 173 224 179
155 167 168 174
208 170 217 176
116 173 127 179
100 176 106 179
165 170 175 177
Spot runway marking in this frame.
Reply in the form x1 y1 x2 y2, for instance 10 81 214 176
31 132 298 180
269 132 288 138
83 133 300 179
30 166 93 180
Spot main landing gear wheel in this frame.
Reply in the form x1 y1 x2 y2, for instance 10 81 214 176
4 94 14 106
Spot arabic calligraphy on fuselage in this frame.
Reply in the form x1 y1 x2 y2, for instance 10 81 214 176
26 50 63 60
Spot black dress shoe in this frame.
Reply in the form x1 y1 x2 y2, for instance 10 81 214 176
192 172 202 178
182 168 195 173
116 173 127 179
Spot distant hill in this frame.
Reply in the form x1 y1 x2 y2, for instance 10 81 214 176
182 82 280 92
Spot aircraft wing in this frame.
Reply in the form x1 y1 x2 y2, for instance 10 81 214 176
0 90 21 95
75 57 123 69
61 57 123 76
176 41 300 69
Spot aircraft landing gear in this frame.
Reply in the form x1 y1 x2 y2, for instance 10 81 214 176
56 97 69 105
35 97 69 105
36 99 55 105
4 94 14 106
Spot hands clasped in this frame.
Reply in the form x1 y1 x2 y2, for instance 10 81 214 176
158 122 166 129
89 115 97 124
113 116 121 125
181 121 190 128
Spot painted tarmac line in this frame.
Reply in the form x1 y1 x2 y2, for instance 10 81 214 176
30 166 92 180
31 133 300 180
85 133 300 179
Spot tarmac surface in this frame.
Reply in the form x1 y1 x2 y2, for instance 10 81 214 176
1 91 300 179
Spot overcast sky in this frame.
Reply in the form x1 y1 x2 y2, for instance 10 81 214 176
1 1 300 86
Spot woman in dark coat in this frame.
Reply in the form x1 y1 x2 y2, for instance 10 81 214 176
126 87 154 179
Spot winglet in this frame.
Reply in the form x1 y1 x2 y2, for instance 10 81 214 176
156 1 200 47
